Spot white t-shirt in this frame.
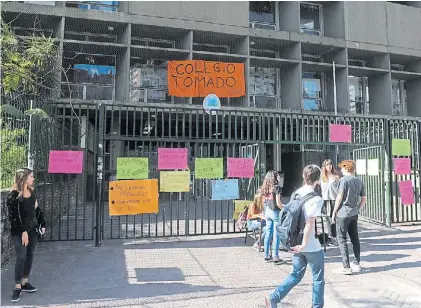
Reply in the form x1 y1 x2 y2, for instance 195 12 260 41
294 185 323 253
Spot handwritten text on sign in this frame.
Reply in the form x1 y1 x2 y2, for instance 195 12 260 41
211 179 239 200
233 200 252 220
393 158 411 175
329 124 352 143
398 180 415 205
160 171 190 192
116 157 148 179
157 148 188 170
48 150 83 174
168 60 245 98
227 158 254 178
392 139 411 157
195 158 223 179
108 179 158 216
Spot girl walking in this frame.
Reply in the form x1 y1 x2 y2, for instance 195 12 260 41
6 168 46 302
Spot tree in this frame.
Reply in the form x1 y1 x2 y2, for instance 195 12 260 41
1 17 60 117
1 15 61 187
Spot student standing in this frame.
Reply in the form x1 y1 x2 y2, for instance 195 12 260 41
265 165 325 308
6 168 46 302
332 160 366 275
260 171 284 264
320 159 340 245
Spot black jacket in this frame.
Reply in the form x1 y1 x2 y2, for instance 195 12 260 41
6 190 47 235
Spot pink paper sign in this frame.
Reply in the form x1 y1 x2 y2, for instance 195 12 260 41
393 158 411 175
48 150 83 174
158 148 188 170
227 158 254 178
398 180 415 205
329 124 352 143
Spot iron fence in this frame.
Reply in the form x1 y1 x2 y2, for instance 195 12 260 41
7 101 420 242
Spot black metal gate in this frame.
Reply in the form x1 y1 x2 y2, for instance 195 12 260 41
32 102 421 242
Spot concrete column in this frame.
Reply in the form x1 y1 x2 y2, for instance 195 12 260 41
281 63 302 110
279 1 300 32
406 78 421 116
115 47 130 102
368 72 393 115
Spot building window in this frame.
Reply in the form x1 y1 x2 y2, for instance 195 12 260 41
249 1 276 29
300 2 322 36
392 79 407 116
249 67 278 108
348 76 369 114
303 72 323 111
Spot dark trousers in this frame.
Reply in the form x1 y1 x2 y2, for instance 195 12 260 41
336 215 360 268
323 201 336 238
13 231 38 285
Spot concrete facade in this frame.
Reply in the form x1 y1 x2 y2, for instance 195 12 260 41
2 1 421 117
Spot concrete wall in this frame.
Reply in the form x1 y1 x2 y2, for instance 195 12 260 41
345 2 388 46
128 1 249 28
386 3 421 50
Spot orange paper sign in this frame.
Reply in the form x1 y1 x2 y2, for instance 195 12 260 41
109 180 158 216
168 60 245 98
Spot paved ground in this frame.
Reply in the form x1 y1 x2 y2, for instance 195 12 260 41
1 220 421 308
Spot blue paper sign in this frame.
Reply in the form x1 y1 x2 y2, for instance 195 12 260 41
211 179 239 200
203 94 221 115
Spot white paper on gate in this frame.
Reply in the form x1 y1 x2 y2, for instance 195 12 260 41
367 159 379 176
356 159 366 175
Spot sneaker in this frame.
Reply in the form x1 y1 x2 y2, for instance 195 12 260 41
11 289 21 302
330 238 338 246
264 256 272 262
350 263 362 273
332 267 352 275
273 257 286 265
21 282 37 293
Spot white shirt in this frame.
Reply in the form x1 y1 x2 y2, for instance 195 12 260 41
294 185 323 253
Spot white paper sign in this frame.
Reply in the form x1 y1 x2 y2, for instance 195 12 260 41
367 159 379 176
356 159 366 175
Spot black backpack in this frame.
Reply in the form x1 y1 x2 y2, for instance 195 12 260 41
277 191 319 249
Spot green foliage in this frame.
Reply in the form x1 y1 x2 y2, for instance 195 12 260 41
0 18 58 99
0 128 27 189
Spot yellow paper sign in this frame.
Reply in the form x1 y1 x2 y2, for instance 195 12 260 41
160 171 190 192
195 158 223 179
233 200 252 219
109 180 158 216
116 157 149 179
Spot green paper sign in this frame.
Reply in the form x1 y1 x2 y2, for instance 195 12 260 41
392 139 411 157
195 158 223 179
117 157 149 179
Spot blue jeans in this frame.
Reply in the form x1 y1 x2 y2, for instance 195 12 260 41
247 220 266 245
269 250 325 308
264 218 280 258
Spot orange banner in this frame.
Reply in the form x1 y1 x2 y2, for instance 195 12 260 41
168 60 245 98
109 180 158 216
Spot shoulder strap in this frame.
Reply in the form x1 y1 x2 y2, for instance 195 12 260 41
299 191 319 204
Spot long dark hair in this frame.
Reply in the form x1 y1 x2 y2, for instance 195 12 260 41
12 168 33 197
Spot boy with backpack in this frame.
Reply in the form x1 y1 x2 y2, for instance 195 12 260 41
265 164 325 308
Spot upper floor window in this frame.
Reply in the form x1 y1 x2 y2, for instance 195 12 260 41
303 72 323 111
392 79 407 116
349 76 369 115
300 2 322 36
249 1 276 29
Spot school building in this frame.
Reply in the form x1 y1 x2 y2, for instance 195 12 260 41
1 1 420 243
